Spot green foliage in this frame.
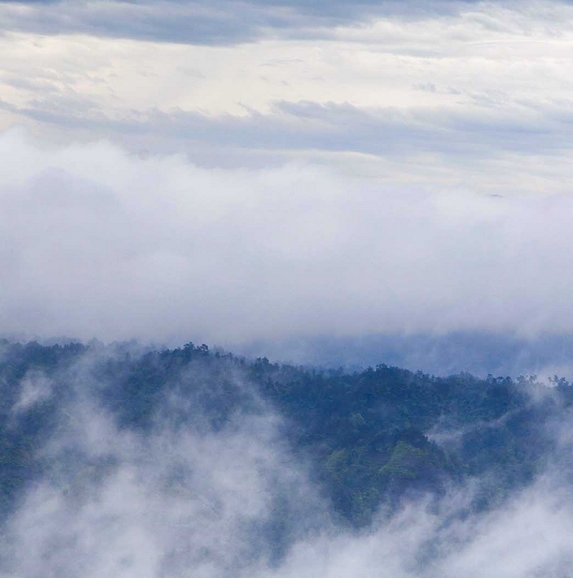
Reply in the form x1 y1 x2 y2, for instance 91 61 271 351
380 441 431 480
0 340 568 526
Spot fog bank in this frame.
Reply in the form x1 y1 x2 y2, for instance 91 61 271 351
3 130 573 347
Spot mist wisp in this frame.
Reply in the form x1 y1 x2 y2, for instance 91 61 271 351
1 342 573 577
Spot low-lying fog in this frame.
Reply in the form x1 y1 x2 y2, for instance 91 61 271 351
2 344 573 578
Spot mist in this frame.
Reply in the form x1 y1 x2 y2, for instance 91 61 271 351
3 343 573 578
2 129 573 352
238 332 573 379
0 344 328 578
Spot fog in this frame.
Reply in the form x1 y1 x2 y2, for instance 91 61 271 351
1 348 328 577
3 347 573 578
238 332 573 379
2 129 573 350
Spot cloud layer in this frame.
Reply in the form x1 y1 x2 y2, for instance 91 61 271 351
1 129 573 347
2 0 573 161
2 0 573 354
0 0 486 46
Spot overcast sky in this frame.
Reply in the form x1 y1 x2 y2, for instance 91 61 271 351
2 0 573 347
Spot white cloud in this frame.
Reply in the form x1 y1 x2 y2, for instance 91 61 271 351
1 129 573 346
11 370 53 412
257 479 573 578
2 2 573 132
3 1 573 347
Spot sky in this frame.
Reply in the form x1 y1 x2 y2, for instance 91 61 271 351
2 0 573 351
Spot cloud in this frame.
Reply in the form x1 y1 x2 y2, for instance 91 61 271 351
8 99 564 164
2 128 573 346
0 0 491 46
257 480 573 578
3 1 573 167
0 1 271 46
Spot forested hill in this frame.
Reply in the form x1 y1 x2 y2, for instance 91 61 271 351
1 339 571 528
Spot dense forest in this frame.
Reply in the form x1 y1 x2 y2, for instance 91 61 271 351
2 338 572 535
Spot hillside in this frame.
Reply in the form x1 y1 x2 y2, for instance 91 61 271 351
1 339 570 530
